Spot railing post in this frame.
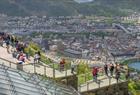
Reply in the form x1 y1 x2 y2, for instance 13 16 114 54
98 81 100 88
65 64 67 77
53 63 55 80
17 63 23 71
34 63 36 74
9 62 11 68
65 64 68 85
87 82 89 91
85 73 87 82
109 77 111 85
79 85 81 92
44 66 46 76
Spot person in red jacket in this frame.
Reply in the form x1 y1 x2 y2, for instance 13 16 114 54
60 58 65 72
92 67 98 82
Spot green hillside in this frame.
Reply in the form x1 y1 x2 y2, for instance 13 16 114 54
0 0 140 16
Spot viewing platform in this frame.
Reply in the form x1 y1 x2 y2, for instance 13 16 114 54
0 45 128 94
0 46 74 78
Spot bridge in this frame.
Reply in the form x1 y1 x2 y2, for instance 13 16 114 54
113 23 130 34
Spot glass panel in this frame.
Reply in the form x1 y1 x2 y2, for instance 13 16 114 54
0 64 78 95
0 88 10 95
13 82 39 92
15 87 41 95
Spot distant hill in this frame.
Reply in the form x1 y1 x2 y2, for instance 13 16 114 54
0 0 140 17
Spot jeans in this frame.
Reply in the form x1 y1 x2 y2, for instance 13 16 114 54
93 75 97 82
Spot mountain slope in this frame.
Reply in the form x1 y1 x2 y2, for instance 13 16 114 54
0 0 140 16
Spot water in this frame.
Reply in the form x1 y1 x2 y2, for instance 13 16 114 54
129 62 140 71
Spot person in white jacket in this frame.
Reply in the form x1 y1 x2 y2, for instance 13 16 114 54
71 60 76 74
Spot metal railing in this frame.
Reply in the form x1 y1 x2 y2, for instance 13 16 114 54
0 57 73 79
78 72 127 92
0 57 51 78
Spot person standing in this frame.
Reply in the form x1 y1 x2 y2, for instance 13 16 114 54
60 58 65 72
104 64 108 76
34 52 38 64
71 60 75 74
6 39 10 53
37 51 41 63
34 51 41 64
115 64 120 83
116 70 120 83
92 67 98 83
110 63 114 77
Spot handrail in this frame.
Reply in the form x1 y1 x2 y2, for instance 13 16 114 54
0 56 70 79
0 57 32 66
0 56 50 68
0 57 17 65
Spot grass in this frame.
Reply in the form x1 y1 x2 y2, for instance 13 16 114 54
78 72 104 85
24 42 51 65
128 80 140 95
24 42 72 71
78 73 93 85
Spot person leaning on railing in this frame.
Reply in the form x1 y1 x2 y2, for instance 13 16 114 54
17 53 25 64
16 52 29 64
